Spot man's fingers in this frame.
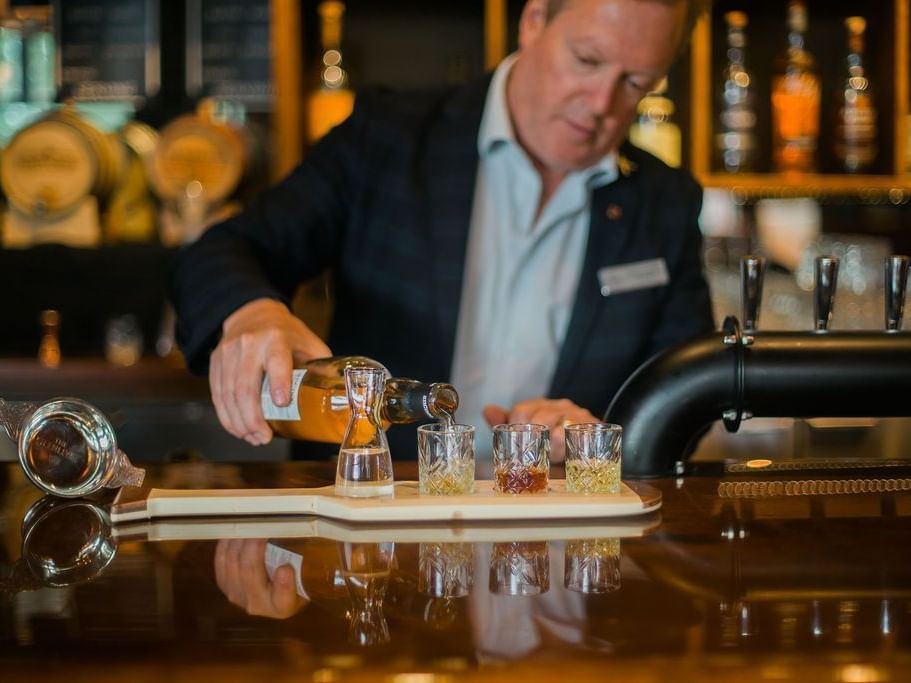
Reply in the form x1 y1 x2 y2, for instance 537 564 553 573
209 352 237 438
265 351 294 407
219 350 252 441
483 404 510 427
269 565 306 618
212 351 248 439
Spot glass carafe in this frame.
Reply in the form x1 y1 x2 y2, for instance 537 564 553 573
339 541 394 646
0 396 145 497
334 367 394 497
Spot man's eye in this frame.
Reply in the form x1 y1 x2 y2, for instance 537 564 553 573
626 78 652 94
574 52 599 67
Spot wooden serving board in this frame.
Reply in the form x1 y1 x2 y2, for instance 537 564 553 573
111 480 660 525
113 514 661 545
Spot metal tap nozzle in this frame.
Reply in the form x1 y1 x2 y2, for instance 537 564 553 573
884 255 910 332
814 256 839 332
740 255 766 332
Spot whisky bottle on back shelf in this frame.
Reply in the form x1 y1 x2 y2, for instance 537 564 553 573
771 0 820 173
261 356 459 442
835 16 877 173
715 10 757 173
307 1 355 143
628 77 681 168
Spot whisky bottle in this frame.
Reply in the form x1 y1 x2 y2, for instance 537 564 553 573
771 1 820 173
628 77 681 167
261 356 459 443
307 1 355 143
715 11 757 173
835 17 877 173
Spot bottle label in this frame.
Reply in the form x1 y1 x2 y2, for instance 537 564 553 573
261 369 307 421
264 542 308 598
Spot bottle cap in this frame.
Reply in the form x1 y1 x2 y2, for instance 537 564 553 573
725 11 748 29
845 16 866 35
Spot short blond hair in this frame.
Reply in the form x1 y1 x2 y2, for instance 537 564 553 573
545 0 707 39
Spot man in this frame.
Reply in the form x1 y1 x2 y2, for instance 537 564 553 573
170 0 714 461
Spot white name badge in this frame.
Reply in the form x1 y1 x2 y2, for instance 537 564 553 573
597 258 670 296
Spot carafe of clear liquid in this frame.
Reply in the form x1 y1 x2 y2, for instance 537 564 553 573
0 396 145 497
335 367 394 497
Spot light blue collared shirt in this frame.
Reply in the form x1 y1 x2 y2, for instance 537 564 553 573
450 54 619 457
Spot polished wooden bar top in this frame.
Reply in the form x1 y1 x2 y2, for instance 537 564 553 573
1 459 910 681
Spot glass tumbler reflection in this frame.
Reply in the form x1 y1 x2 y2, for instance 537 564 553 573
492 423 550 493
418 542 473 598
417 423 475 495
489 541 550 596
564 538 621 594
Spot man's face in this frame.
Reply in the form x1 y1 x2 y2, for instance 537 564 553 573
509 0 686 173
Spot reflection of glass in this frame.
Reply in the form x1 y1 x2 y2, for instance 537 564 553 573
418 423 475 495
564 538 621 594
418 542 473 598
492 424 550 494
0 396 144 497
2 496 116 595
105 314 144 367
489 541 549 596
339 541 395 646
565 423 622 494
335 367 393 497
419 542 471 631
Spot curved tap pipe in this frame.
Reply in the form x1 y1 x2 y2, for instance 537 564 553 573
605 317 911 478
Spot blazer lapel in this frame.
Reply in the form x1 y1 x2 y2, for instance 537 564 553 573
419 77 490 378
549 158 641 397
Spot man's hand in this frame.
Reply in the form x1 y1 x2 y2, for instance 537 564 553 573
214 539 308 619
483 398 599 463
211 298 331 445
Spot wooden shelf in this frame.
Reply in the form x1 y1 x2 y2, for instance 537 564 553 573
697 172 911 200
690 1 910 198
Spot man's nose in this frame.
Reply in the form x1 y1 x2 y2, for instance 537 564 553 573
588 74 621 118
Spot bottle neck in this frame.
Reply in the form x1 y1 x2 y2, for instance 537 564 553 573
847 37 866 77
381 379 459 424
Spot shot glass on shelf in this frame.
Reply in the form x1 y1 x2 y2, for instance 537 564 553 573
564 422 622 494
489 541 550 596
417 423 475 495
492 423 550 494
564 538 621 594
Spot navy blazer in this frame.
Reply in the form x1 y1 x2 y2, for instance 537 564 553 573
170 75 714 452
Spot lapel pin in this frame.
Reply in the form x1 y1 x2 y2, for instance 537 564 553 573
618 155 637 177
606 203 623 220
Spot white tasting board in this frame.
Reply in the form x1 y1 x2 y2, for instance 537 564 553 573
111 479 660 525
113 514 661 545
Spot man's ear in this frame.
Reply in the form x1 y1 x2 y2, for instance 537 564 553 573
518 0 549 50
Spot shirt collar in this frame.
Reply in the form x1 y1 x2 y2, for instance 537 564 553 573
477 53 618 184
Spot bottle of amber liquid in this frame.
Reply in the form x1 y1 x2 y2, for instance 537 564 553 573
628 77 681 168
771 1 820 173
261 356 459 442
715 10 757 173
835 17 877 173
307 0 355 143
